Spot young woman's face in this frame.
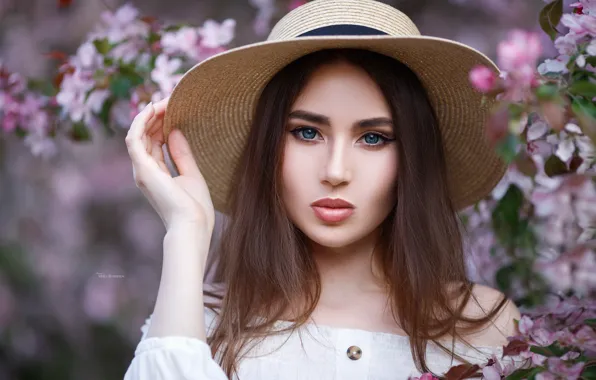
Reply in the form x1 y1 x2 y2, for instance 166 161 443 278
282 61 398 248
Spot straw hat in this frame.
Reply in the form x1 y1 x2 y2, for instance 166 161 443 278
163 0 506 213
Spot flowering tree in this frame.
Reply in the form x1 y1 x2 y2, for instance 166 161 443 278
411 0 596 378
0 0 595 379
1 4 236 157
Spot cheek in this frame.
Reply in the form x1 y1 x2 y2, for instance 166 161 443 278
282 138 316 203
357 149 398 208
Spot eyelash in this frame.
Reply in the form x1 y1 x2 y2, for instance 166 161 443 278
289 126 394 147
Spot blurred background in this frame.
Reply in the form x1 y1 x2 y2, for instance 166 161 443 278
0 0 567 379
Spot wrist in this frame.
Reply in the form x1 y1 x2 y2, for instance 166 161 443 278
166 217 213 234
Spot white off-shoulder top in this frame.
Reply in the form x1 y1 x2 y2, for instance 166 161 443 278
123 307 509 379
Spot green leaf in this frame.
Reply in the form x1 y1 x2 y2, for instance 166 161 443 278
93 38 111 55
495 133 520 164
491 185 526 249
536 83 560 100
496 264 516 293
0 242 38 292
569 81 596 98
148 32 161 45
515 151 538 177
109 66 144 99
571 97 596 143
530 342 570 357
506 367 545 380
544 154 568 177
14 126 28 138
98 97 116 135
70 122 92 141
27 79 57 97
109 74 134 98
539 0 563 40
583 365 596 380
585 318 596 327
586 56 596 67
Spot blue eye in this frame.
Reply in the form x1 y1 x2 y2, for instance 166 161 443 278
361 133 390 146
291 127 320 141
364 133 381 145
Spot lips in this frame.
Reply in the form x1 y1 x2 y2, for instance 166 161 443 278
310 198 355 223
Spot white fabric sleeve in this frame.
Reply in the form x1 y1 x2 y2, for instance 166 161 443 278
123 309 228 380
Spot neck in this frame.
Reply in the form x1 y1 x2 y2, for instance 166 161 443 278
311 229 387 301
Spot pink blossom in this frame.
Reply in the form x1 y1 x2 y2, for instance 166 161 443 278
199 19 236 49
482 354 516 379
561 13 596 38
554 34 578 56
96 3 149 44
546 357 584 379
161 27 200 59
536 372 556 380
23 115 57 157
56 69 94 117
491 167 533 200
74 42 102 69
537 57 569 74
495 30 543 101
518 315 534 335
100 3 138 27
572 0 596 16
1 95 19 132
469 65 497 92
554 328 576 346
498 30 542 72
587 39 596 55
527 120 549 141
151 54 183 95
574 324 596 350
520 349 548 366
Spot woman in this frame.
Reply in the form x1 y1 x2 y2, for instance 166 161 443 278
124 0 521 379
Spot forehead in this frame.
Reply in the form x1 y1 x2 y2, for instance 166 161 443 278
291 61 391 120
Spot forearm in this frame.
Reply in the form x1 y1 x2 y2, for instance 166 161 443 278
145 223 211 341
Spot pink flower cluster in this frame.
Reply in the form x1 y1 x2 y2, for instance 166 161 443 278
505 296 596 379
464 0 596 298
52 3 236 145
538 1 596 75
0 61 57 157
469 29 542 102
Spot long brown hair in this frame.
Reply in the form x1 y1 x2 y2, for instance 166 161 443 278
205 48 507 377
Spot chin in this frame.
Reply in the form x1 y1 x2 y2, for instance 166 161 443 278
300 224 368 249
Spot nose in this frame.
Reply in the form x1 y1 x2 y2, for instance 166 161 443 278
321 138 351 187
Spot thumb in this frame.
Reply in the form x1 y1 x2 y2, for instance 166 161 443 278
167 129 201 178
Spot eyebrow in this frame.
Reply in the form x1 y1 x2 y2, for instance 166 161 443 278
288 110 393 128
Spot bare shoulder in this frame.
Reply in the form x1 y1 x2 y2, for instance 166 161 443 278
457 283 521 347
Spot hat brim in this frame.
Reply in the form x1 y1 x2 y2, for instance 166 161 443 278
164 35 506 213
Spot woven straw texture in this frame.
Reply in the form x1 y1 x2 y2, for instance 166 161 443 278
163 0 506 213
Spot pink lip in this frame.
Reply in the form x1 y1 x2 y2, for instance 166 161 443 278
310 198 355 223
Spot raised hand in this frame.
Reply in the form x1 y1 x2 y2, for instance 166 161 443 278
125 98 215 233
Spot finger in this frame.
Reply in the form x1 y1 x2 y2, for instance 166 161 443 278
154 96 169 113
126 104 156 165
151 140 169 173
129 103 155 141
167 129 202 178
146 114 165 144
